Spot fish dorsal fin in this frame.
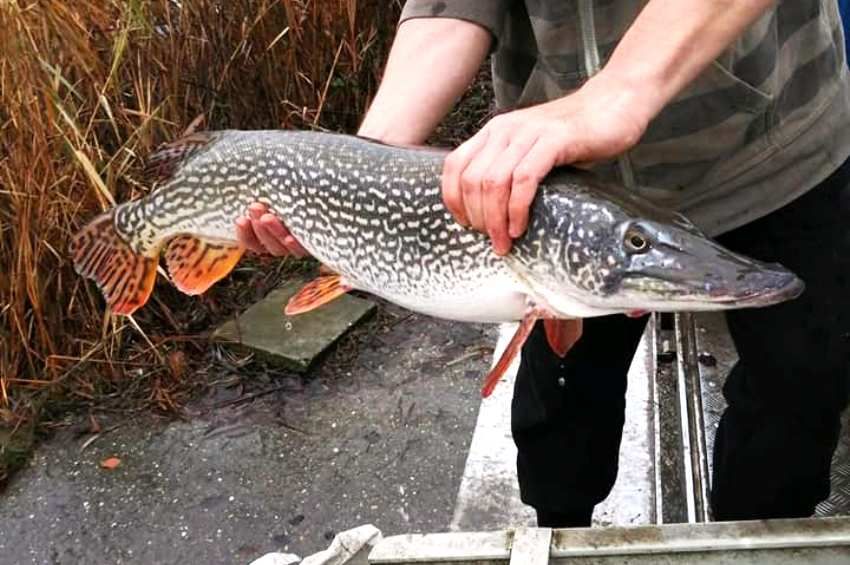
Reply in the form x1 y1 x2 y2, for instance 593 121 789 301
354 134 451 155
144 131 215 187
284 274 352 316
543 318 583 357
70 212 158 316
164 235 244 295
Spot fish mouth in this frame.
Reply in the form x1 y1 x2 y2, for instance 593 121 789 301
620 238 806 311
620 266 804 310
700 266 805 307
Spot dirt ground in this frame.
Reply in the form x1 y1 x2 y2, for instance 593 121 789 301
0 306 497 564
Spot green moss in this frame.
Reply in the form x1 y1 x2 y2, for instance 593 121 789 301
0 424 35 491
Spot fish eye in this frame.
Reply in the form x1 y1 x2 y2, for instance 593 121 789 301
624 229 650 254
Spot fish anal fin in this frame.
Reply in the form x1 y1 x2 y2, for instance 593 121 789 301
481 312 540 398
543 318 583 358
284 275 352 316
318 264 337 276
70 212 158 316
164 235 244 295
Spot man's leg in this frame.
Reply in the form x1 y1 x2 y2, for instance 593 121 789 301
711 158 850 520
512 314 648 527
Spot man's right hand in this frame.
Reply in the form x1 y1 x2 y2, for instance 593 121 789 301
235 203 308 257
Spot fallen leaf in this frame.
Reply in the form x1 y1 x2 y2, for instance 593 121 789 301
167 350 187 379
100 457 121 470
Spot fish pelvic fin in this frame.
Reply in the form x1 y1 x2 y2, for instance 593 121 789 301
144 131 214 186
164 235 245 295
481 312 540 398
543 318 583 357
285 274 352 315
70 212 158 316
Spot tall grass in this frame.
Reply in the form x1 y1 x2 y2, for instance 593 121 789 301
0 0 402 430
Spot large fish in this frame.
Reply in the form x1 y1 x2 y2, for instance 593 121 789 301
70 130 804 396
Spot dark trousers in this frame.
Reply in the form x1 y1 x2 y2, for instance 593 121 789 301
512 157 850 527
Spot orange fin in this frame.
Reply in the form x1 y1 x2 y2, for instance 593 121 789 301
70 212 158 316
284 275 352 315
318 264 337 276
144 131 214 186
543 318 583 357
164 235 244 295
481 312 540 398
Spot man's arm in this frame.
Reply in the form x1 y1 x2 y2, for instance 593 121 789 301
444 0 776 255
236 17 491 255
358 18 492 144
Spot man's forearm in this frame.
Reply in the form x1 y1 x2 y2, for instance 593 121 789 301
580 0 775 130
357 18 492 145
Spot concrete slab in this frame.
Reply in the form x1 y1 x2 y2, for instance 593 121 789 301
213 278 376 372
449 323 535 531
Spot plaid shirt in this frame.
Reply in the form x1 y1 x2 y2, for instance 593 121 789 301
400 0 850 235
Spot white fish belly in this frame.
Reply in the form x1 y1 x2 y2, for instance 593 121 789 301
360 276 529 324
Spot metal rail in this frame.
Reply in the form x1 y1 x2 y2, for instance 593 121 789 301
369 517 850 564
675 312 712 522
652 312 712 524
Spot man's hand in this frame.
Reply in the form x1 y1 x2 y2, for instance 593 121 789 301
442 0 775 256
442 77 648 255
235 203 308 257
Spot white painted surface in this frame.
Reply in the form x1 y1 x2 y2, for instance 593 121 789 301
450 323 535 531
451 323 655 531
509 528 552 565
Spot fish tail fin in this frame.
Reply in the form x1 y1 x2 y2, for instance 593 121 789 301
70 212 159 316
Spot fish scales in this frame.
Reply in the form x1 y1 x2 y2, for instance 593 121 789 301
71 128 806 395
116 130 528 322
74 128 804 326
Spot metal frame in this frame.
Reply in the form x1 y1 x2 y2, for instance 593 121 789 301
369 517 850 564
652 312 712 524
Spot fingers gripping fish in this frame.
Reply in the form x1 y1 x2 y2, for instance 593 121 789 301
70 130 804 397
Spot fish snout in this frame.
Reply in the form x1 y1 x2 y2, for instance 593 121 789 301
620 224 805 310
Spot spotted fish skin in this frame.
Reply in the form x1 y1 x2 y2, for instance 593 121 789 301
115 130 528 322
98 129 803 321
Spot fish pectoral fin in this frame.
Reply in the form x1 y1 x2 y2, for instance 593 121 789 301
481 312 541 398
164 235 244 295
70 211 158 316
543 318 583 358
284 274 352 316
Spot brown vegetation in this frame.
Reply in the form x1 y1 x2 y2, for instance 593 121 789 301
0 0 404 462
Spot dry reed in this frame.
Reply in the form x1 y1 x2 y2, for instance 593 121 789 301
0 0 403 434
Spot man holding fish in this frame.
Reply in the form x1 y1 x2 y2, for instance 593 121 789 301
236 1 850 528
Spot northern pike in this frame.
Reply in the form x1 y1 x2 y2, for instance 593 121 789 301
70 130 804 396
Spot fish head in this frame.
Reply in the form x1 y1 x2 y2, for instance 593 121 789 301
509 182 804 316
601 217 804 312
